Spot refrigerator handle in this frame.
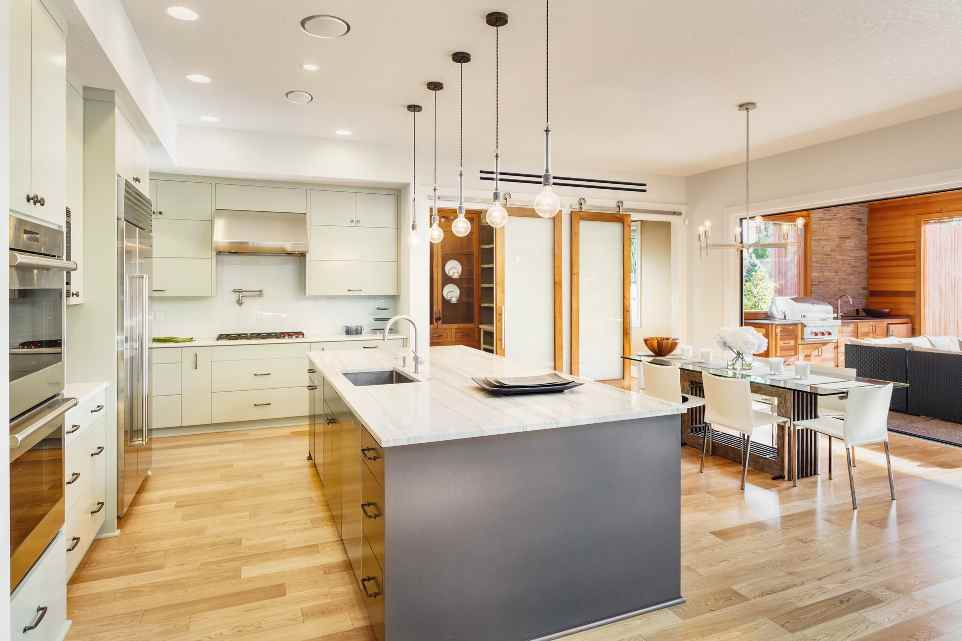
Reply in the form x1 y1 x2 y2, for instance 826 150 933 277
131 274 150 445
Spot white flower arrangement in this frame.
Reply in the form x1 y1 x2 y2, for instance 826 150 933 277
715 326 768 362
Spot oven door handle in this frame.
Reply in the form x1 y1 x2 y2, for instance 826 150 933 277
9 251 78 272
10 397 78 449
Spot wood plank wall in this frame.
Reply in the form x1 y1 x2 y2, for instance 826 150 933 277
867 190 962 327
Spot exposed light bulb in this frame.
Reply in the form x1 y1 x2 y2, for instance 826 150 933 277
533 186 561 218
753 215 764 224
485 201 508 228
429 221 444 244
795 217 806 228
451 213 471 237
704 220 713 230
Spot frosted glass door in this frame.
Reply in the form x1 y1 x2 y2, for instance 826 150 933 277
578 220 624 380
505 218 555 370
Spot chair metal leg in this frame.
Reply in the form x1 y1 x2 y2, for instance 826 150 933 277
700 425 710 473
828 435 833 480
791 423 799 488
845 445 858 510
740 434 751 491
883 441 896 501
851 446 856 468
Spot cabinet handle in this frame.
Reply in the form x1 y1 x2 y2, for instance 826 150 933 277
347 288 363 293
25 193 32 204
326 417 337 425
38 195 45 207
91 404 104 414
360 576 382 598
307 385 318 390
71 290 81 298
361 447 382 461
254 402 272 407
90 501 106 515
22 606 48 633
362 345 378 350
91 446 105 457
361 502 382 519
307 368 316 374
193 353 198 369
152 289 167 293
253 372 272 377
66 472 81 485
66 424 81 435
66 536 81 552
132 177 142 184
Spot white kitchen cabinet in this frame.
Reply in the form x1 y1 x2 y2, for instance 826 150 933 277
211 357 308 392
66 81 85 304
181 347 213 426
216 183 307 213
309 189 357 226
153 220 213 258
314 338 405 351
149 258 215 297
308 260 397 296
151 362 181 396
212 387 309 423
116 109 149 196
11 533 68 641
310 226 397 261
152 179 212 220
150 395 182 429
10 0 66 227
356 193 398 228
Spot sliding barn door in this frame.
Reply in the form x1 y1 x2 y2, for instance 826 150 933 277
572 212 630 381
499 210 563 371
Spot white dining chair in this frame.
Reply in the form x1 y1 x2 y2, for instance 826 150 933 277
641 361 705 410
701 373 792 490
810 365 857 418
793 384 895 510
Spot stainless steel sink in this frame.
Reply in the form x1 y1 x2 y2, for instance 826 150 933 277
343 369 418 386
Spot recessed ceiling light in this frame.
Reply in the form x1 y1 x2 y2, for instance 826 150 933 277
186 73 211 84
335 129 352 136
302 63 320 72
166 6 199 21
300 14 351 39
200 115 220 123
284 90 314 104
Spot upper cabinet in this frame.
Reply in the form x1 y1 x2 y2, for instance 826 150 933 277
309 191 397 228
151 179 212 220
148 179 215 298
10 0 66 227
215 183 307 213
116 109 150 197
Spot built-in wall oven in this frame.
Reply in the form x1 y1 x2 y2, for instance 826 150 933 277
8 214 77 590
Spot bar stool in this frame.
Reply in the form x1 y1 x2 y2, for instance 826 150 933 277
794 384 895 510
701 373 792 490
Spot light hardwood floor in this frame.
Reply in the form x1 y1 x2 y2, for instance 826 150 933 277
66 425 962 641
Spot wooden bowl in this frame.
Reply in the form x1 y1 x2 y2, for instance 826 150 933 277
643 336 680 357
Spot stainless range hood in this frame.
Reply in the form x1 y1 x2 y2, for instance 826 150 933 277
213 210 307 255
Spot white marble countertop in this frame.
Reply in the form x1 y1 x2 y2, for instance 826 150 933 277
309 345 683 448
64 381 109 404
150 334 404 348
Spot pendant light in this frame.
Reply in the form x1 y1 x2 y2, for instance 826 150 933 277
427 81 444 244
406 104 422 243
533 0 561 218
451 51 472 238
484 12 509 229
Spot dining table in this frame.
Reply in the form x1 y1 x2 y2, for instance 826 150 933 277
623 353 910 481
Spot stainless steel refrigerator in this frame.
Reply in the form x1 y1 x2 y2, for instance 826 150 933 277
116 177 153 516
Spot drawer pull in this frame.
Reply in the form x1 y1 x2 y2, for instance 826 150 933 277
90 501 106 515
66 472 81 485
254 402 272 407
90 404 104 414
307 385 318 390
362 345 378 350
66 424 81 435
326 417 337 425
307 368 316 374
67 536 81 552
361 502 382 519
361 447 382 461
91 446 105 457
347 288 363 293
360 576 382 598
253 372 272 377
22 606 48 633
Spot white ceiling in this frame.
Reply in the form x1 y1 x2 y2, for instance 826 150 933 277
120 0 962 177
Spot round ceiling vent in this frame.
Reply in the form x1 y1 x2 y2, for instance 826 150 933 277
300 14 350 39
284 90 314 104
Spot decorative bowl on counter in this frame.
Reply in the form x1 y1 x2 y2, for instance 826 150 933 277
643 336 680 357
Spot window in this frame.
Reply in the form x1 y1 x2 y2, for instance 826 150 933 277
922 218 962 335
741 215 809 315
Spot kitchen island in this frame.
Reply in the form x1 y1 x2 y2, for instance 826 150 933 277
307 345 685 641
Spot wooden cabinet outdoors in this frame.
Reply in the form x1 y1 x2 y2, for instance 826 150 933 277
745 322 800 361
888 322 913 338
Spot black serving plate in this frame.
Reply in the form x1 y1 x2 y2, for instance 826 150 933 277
472 377 584 396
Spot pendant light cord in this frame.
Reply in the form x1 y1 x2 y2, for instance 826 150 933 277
494 25 501 196
432 89 438 223
745 107 750 218
545 0 550 130
458 59 464 213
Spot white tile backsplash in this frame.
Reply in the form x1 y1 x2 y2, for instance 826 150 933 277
150 254 397 338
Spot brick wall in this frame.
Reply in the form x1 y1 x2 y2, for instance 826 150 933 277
810 204 868 311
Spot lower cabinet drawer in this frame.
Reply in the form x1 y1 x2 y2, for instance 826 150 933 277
360 428 384 486
211 357 308 392
150 395 183 429
361 464 385 569
360 541 385 641
11 532 67 641
211 387 309 423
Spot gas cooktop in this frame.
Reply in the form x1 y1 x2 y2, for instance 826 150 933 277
216 331 306 341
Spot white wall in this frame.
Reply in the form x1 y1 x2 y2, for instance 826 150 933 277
1 0 12 626
635 221 673 341
686 106 962 349
151 255 398 338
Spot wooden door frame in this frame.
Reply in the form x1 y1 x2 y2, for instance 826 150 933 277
570 211 631 381
494 207 564 371
430 208 483 346
917 210 962 334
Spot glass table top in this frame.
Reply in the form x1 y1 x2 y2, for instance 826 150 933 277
623 353 909 396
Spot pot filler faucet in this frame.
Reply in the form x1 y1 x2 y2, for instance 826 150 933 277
384 315 423 375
